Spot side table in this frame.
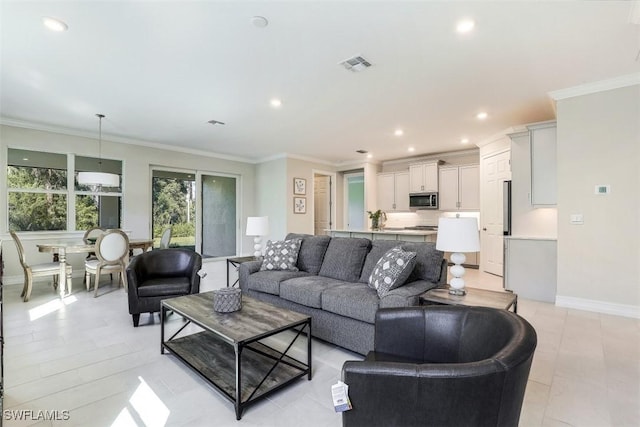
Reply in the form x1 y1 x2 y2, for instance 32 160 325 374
226 256 258 287
420 286 518 313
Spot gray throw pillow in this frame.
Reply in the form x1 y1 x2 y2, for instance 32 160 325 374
368 247 417 297
260 239 302 271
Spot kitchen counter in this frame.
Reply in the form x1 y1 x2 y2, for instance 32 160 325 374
327 229 437 242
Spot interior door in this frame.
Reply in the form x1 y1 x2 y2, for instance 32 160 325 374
314 175 331 235
481 150 511 276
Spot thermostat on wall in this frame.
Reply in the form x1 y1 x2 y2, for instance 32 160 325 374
594 185 610 195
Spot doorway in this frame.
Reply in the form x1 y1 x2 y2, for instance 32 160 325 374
344 172 365 230
313 171 335 235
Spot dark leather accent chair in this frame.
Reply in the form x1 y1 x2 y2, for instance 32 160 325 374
126 249 202 327
342 305 537 427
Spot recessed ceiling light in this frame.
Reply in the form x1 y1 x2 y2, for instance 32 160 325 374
461 138 470 144
394 129 404 137
476 112 488 120
251 16 269 28
22 157 29 161
456 19 475 34
270 98 282 108
366 153 373 159
43 17 68 32
408 147 415 152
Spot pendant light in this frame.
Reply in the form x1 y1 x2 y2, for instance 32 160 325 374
77 114 119 187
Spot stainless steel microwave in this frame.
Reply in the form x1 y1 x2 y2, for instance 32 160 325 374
409 192 438 209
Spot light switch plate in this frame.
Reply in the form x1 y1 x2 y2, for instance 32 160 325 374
595 185 611 195
570 214 584 225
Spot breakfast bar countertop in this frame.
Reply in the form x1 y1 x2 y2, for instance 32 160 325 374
327 228 438 236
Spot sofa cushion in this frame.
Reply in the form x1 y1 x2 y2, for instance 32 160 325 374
279 276 346 308
401 242 444 283
368 247 417 297
247 270 311 295
260 238 302 271
318 237 371 282
359 240 403 283
285 233 331 274
322 283 380 324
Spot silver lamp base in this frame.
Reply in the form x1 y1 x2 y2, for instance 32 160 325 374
448 288 466 296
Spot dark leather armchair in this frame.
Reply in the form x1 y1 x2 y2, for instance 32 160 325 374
342 305 537 427
126 249 202 327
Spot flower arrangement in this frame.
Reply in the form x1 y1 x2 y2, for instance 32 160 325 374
367 210 387 231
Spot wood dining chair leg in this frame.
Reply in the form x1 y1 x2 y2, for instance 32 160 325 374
85 271 91 292
94 266 102 298
24 270 34 302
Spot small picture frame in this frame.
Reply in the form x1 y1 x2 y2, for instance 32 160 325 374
293 197 306 214
293 177 306 195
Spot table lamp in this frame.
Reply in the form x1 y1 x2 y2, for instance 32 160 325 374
436 216 480 295
246 216 269 257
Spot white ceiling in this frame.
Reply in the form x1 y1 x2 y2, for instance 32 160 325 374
1 1 639 164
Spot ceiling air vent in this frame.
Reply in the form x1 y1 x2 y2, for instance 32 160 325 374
356 149 368 154
339 55 372 72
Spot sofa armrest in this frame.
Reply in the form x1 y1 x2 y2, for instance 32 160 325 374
238 260 262 291
379 280 438 308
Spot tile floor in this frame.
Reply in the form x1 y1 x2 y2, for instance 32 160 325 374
2 263 639 427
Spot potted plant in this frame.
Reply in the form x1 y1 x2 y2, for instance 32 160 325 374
367 210 387 231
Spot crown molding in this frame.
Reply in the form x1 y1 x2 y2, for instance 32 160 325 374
549 73 640 101
0 117 256 164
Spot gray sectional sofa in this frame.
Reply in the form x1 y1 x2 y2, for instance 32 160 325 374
238 233 447 355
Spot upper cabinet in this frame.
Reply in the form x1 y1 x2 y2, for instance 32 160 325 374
377 172 409 211
529 122 557 206
409 161 440 193
438 164 480 210
509 121 557 206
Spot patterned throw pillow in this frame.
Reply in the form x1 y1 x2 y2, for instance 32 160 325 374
260 239 302 271
368 247 417 297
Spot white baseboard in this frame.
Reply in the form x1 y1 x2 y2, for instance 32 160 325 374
555 295 640 319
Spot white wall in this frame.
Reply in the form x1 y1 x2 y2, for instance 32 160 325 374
555 84 640 315
1 124 257 280
255 157 287 243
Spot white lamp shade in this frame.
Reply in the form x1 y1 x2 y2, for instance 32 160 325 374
246 216 269 236
436 217 480 253
77 171 119 187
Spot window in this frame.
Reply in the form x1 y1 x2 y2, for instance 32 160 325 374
152 170 196 249
151 168 238 256
201 174 236 257
7 148 122 232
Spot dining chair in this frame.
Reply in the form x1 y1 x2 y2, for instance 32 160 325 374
159 227 172 249
85 229 130 297
10 231 72 302
83 226 105 258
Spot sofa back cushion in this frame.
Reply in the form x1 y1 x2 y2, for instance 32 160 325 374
359 240 403 283
401 242 444 283
319 237 371 282
285 233 331 274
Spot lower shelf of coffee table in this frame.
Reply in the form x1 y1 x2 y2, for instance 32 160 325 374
164 330 308 404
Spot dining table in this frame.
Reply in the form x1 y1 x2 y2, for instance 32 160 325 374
37 238 154 298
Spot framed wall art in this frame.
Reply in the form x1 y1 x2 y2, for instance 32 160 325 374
293 178 306 195
293 197 306 214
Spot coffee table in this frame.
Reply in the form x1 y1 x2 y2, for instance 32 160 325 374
420 286 518 313
161 292 312 420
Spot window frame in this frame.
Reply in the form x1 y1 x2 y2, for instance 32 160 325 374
6 148 123 232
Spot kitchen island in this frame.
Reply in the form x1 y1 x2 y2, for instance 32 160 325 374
327 229 437 243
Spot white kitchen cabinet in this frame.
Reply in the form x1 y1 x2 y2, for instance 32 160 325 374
504 237 557 302
438 164 479 210
529 122 557 206
377 171 409 211
409 162 439 193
